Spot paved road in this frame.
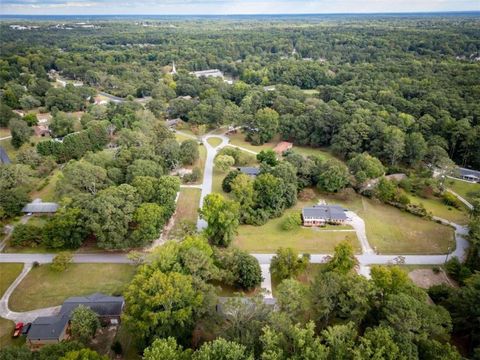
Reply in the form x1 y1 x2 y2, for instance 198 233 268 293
0 136 12 141
98 91 125 103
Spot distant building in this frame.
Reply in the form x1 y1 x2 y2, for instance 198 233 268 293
302 205 347 227
273 141 293 155
237 167 261 177
456 167 480 183
0 147 11 165
190 69 224 79
166 118 181 128
34 125 51 137
27 293 124 349
22 199 59 215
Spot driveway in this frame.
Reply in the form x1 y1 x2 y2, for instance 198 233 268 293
345 211 374 254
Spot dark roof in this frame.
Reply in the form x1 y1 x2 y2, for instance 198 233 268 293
22 202 59 213
60 293 124 317
302 205 347 221
459 167 480 179
237 167 260 176
0 146 11 164
27 314 69 341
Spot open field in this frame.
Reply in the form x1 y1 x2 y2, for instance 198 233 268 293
289 146 338 161
447 178 480 203
0 317 25 348
406 193 469 225
175 132 195 143
207 137 223 148
9 264 136 311
169 188 201 238
321 192 455 254
227 132 278 153
212 166 228 195
29 170 62 202
233 198 360 254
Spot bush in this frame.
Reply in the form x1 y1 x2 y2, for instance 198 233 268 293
216 248 262 291
432 266 441 274
281 211 302 231
182 167 201 183
111 340 123 355
442 192 460 209
445 257 472 284
50 251 73 272
222 169 240 193
11 224 43 247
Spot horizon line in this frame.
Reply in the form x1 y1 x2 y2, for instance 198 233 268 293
1 10 480 17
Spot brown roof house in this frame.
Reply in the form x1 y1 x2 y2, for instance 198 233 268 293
273 141 293 155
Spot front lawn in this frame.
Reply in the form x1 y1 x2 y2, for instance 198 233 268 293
321 192 455 255
0 317 25 348
288 146 338 162
9 263 136 311
0 263 23 297
169 188 201 239
447 178 480 203
227 132 278 153
233 199 360 254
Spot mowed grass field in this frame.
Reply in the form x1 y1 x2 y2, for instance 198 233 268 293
322 192 455 254
233 199 360 254
406 193 469 225
29 169 62 202
169 188 202 237
447 178 480 203
207 137 223 148
227 132 278 153
0 264 24 348
9 264 136 311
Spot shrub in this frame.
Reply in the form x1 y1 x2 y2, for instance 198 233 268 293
50 251 73 272
111 340 123 355
281 211 302 231
182 167 201 183
222 170 240 193
442 192 460 209
432 266 441 274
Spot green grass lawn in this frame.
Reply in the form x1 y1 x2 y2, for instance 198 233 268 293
0 317 25 349
302 89 320 95
207 137 223 148
406 193 469 225
175 132 195 143
446 178 480 203
233 199 360 254
321 192 455 254
0 128 11 138
169 188 201 239
212 166 229 195
227 132 278 153
289 146 338 161
0 263 23 298
9 263 136 311
29 170 62 202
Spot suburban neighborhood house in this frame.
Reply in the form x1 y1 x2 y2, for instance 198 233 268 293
189 69 224 79
27 293 124 349
237 167 261 177
302 204 347 226
456 167 480 183
22 199 59 215
273 141 293 155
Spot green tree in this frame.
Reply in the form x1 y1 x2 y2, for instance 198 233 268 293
193 338 253 360
404 132 427 165
215 155 235 172
257 149 278 166
322 322 357 360
383 126 405 166
247 108 279 145
123 269 206 345
143 337 192 360
56 160 109 196
130 203 165 246
50 251 73 272
50 112 75 137
354 326 405 360
325 241 358 274
347 152 384 184
180 139 199 165
59 348 107 360
317 160 350 193
270 247 309 281
199 193 240 247
23 113 38 126
70 305 101 344
9 118 32 149
43 207 87 249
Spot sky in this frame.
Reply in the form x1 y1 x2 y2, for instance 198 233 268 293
1 0 479 15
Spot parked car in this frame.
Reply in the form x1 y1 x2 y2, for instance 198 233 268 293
12 322 23 338
21 322 31 336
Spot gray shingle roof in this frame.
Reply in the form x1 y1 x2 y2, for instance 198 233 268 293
302 205 347 221
27 314 69 341
459 167 480 179
22 202 59 213
237 167 260 176
60 293 124 317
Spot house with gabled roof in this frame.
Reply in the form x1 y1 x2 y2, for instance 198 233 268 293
302 204 347 226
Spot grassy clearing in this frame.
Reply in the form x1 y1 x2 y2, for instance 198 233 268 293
233 198 360 254
447 178 480 203
0 128 11 138
406 193 469 225
175 132 195 143
321 192 455 254
9 263 136 311
207 137 223 148
271 263 325 296
302 89 320 95
0 263 23 297
289 146 338 162
0 317 25 348
29 170 61 202
227 132 278 153
212 166 229 195
169 188 201 238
